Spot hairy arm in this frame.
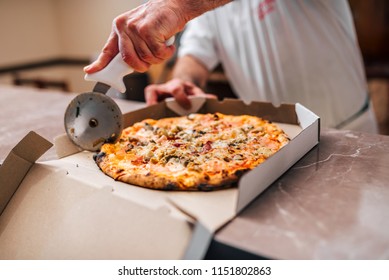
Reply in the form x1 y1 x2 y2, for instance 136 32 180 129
176 0 233 22
172 55 210 89
144 55 215 108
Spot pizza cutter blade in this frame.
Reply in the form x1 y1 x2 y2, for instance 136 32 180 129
64 36 175 151
64 83 123 151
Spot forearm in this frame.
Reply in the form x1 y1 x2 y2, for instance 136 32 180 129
169 0 233 23
172 55 210 89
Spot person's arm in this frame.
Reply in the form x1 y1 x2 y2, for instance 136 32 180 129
84 0 232 74
144 55 215 109
172 55 209 88
179 0 234 22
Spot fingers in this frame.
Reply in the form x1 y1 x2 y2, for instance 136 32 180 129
114 15 152 73
84 32 119 74
86 4 178 74
144 84 161 105
145 81 191 109
86 0 185 75
186 83 217 99
172 86 192 110
119 29 175 73
145 79 193 109
205 93 218 99
145 79 216 109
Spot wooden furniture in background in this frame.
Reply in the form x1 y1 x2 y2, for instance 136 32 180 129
349 0 389 135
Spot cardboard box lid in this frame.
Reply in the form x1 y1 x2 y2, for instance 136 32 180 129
0 160 193 259
0 131 52 215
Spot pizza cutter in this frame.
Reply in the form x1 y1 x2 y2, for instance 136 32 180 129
64 37 175 151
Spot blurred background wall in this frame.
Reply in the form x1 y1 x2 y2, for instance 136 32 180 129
0 0 142 63
0 0 143 92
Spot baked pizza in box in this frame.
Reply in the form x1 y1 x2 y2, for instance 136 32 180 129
94 98 294 191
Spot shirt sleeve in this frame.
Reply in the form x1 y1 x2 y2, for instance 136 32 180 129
177 13 220 71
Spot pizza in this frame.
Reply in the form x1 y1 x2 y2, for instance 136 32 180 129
94 113 289 191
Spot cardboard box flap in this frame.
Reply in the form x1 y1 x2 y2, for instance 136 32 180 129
43 150 239 259
0 162 193 259
296 103 320 129
0 131 52 215
182 222 214 259
10 131 52 163
168 189 238 232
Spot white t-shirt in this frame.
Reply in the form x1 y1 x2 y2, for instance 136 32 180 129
178 0 377 131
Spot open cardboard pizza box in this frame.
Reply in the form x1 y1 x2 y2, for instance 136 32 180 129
0 98 319 259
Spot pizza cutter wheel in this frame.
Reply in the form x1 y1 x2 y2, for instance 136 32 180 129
64 37 175 151
64 92 123 151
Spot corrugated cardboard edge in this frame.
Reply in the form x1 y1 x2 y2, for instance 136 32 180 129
182 222 213 259
167 189 238 259
0 131 52 215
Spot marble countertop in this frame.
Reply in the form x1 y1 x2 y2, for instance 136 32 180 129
213 129 389 259
1 85 388 259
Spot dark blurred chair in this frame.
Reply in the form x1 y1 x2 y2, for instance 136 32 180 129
349 0 389 78
13 73 70 92
349 0 389 134
122 72 150 102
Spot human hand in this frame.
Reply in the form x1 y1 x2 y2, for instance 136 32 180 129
84 0 233 75
84 1 186 74
144 78 217 109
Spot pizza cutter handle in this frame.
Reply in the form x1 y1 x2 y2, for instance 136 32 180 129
84 36 175 93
